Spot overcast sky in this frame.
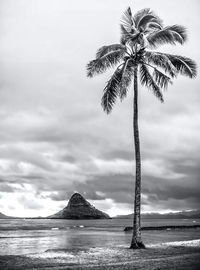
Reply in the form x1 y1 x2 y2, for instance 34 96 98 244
0 0 199 217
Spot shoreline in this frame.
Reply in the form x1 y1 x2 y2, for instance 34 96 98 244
0 239 200 270
124 225 200 231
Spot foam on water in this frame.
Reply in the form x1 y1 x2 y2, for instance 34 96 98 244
149 239 200 248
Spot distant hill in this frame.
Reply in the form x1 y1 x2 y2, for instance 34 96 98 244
114 210 200 219
48 193 111 219
0 212 15 219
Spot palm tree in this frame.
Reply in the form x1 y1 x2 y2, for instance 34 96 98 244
86 7 197 249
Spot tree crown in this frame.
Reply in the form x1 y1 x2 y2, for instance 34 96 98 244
87 7 197 113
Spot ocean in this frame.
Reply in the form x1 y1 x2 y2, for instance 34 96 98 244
0 218 200 256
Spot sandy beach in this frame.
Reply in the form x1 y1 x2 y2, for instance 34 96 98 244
0 239 200 270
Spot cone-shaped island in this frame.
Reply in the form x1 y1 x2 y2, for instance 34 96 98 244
49 193 111 219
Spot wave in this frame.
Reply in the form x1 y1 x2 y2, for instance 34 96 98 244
149 239 200 248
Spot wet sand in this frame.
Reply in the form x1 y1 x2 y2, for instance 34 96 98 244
0 240 200 270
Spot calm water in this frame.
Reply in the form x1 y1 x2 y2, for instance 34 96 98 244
0 218 200 255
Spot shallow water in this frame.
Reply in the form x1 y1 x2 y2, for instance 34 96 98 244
0 218 200 255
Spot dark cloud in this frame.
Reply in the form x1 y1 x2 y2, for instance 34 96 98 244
102 150 133 161
0 183 16 192
58 154 76 163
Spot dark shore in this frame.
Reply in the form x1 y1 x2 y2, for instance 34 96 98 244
124 225 200 231
0 240 200 270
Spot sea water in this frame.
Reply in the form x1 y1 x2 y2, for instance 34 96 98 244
0 218 200 255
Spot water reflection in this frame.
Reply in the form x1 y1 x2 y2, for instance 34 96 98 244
0 229 128 255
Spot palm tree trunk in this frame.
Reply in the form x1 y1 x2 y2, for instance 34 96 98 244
130 66 145 249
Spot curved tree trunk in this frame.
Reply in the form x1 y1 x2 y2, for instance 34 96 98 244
130 66 145 249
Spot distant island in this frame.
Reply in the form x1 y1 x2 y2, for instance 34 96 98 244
0 212 17 219
48 193 111 219
0 212 9 219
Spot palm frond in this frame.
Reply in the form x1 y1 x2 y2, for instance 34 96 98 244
133 8 163 29
153 68 172 89
121 7 137 33
138 33 149 48
140 64 164 102
147 25 187 48
146 22 162 31
101 67 123 113
118 59 134 100
133 8 150 26
147 29 175 47
120 25 139 45
167 25 187 43
87 49 125 77
96 44 125 58
137 14 163 31
145 51 177 77
163 54 197 78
